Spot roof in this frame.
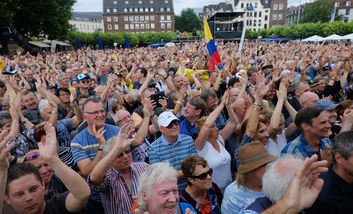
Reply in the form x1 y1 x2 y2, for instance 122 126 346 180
72 12 103 22
28 41 51 48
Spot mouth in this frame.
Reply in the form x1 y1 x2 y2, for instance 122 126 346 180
25 204 37 210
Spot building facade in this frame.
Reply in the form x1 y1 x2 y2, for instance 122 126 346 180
203 0 288 31
69 12 103 33
286 5 303 25
269 0 287 27
336 0 353 22
102 0 175 33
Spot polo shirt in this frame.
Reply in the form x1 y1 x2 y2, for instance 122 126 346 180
148 134 197 190
179 118 198 139
305 168 353 214
281 134 331 160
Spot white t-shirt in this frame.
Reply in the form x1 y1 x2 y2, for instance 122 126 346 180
196 135 232 192
266 130 287 157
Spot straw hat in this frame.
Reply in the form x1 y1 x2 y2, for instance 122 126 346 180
238 141 276 174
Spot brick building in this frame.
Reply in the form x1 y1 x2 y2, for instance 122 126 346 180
103 0 175 33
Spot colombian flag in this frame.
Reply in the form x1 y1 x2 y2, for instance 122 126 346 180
203 16 222 71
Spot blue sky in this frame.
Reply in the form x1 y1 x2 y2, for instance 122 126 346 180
73 0 306 15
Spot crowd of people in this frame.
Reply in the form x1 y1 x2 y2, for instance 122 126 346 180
0 40 353 214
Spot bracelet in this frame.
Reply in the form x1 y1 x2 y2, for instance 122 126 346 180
97 148 103 151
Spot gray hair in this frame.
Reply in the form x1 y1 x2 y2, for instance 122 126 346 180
83 96 102 113
38 99 49 113
137 162 177 212
262 155 302 203
332 131 353 164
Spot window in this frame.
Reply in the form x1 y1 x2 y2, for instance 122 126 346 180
265 15 268 21
114 24 119 30
107 24 112 30
160 7 164 12
167 15 171 20
145 8 149 12
150 0 154 3
141 24 144 29
124 16 128 21
113 8 117 12
151 8 154 12
279 3 284 10
130 24 134 29
161 16 165 20
124 8 128 12
151 23 155 28
259 11 262 17
107 8 111 13
135 16 139 21
346 1 351 6
140 16 144 21
265 0 268 4
114 17 118 22
146 23 150 29
140 8 144 12
241 3 244 8
151 16 155 21
129 16 134 21
125 1 129 4
114 1 117 4
125 24 129 29
273 3 278 10
264 24 268 28
129 8 133 12
278 14 283 20
272 14 277 20
107 17 112 22
165 0 168 3
135 24 139 29
139 0 142 3
167 8 170 12
145 16 149 21
255 3 258 8
254 11 257 17
161 23 165 28
134 8 138 12
167 23 171 28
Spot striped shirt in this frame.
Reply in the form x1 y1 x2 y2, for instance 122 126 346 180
70 124 120 202
281 134 331 160
87 162 149 214
149 134 197 190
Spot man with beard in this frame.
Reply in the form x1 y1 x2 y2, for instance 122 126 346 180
22 90 43 125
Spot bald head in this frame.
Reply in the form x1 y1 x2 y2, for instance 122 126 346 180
299 92 319 108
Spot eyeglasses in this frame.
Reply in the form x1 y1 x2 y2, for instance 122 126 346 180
191 168 213 180
115 115 132 124
166 120 179 129
117 149 131 158
80 80 90 84
85 110 106 115
24 151 40 162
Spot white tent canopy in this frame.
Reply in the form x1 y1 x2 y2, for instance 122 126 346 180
302 35 323 42
342 33 353 40
322 34 344 41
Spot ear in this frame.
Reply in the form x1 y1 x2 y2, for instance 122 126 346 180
5 195 11 205
142 190 148 202
334 152 344 165
301 122 310 131
187 177 194 185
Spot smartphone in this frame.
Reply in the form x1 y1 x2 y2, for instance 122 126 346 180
150 94 165 108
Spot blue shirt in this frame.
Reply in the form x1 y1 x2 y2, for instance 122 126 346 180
70 124 119 202
149 134 197 190
179 118 198 139
281 134 331 160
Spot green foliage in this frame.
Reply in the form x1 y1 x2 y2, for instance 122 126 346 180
1 0 75 40
300 0 334 23
175 8 202 32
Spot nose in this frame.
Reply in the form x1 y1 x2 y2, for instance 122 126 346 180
167 191 178 202
25 192 34 203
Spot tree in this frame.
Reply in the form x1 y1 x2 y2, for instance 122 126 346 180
300 0 334 23
1 0 75 40
175 8 202 32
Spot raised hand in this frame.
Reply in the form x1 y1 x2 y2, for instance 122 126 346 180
92 124 106 148
0 138 15 170
39 123 59 162
255 72 270 98
112 122 134 156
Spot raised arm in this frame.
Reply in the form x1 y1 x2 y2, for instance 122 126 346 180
270 80 287 131
195 91 228 150
41 123 90 213
132 101 153 148
89 123 134 183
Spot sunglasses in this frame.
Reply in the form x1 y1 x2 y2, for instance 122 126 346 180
24 151 40 162
191 168 213 180
118 149 131 158
166 120 179 129
80 80 90 84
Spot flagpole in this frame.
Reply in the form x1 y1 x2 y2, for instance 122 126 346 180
237 12 246 58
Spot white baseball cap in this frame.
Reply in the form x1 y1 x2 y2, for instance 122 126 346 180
158 111 179 128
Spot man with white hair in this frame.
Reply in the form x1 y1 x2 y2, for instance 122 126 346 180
299 91 319 108
136 162 195 214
